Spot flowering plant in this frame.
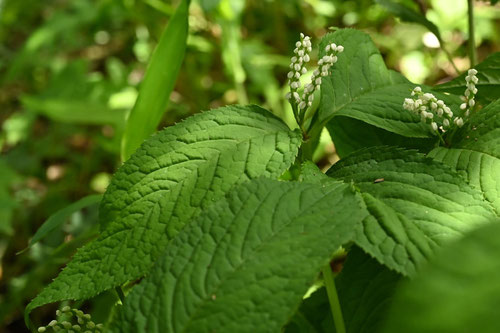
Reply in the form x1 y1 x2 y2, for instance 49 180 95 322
25 14 499 333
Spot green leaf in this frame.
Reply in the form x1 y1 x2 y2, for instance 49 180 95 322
26 105 301 320
375 0 442 41
317 29 460 157
429 98 500 213
22 194 102 252
110 178 368 333
285 247 401 333
121 0 190 161
326 117 434 158
327 146 496 276
434 52 500 103
492 0 499 4
334 247 401 333
384 220 500 333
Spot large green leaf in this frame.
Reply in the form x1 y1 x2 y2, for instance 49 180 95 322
110 178 368 333
384 220 500 333
434 52 500 103
284 247 401 333
317 29 460 157
429 98 500 213
327 146 496 276
26 105 301 320
121 0 190 160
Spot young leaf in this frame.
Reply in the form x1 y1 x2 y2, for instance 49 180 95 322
434 52 500 103
22 194 102 251
327 146 496 276
317 29 460 157
110 178 368 333
429 98 500 213
121 0 190 161
384 220 500 333
285 247 401 333
26 105 301 320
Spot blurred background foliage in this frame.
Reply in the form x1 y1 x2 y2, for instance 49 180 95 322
0 0 498 331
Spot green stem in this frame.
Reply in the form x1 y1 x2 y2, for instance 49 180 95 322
115 286 126 304
467 0 477 66
440 42 460 75
322 264 346 333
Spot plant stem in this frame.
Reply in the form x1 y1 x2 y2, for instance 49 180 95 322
467 0 477 67
322 263 346 333
440 43 460 75
115 286 126 304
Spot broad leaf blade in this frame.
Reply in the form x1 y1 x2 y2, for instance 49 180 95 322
111 178 368 333
434 52 500 103
121 0 190 160
327 146 496 276
26 105 301 318
318 29 460 157
429 98 500 213
384 220 500 333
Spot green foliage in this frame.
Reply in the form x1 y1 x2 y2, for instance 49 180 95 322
384 220 500 333
327 146 496 276
3 2 499 332
375 0 442 42
110 178 367 333
23 194 102 251
285 247 400 333
429 98 500 212
121 0 191 160
434 52 500 103
26 105 301 320
318 29 460 157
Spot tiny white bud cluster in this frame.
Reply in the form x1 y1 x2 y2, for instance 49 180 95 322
460 68 478 117
286 33 344 116
403 86 464 133
285 33 312 103
300 43 344 110
37 307 103 333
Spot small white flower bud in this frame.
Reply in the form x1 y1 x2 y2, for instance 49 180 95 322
38 327 47 333
295 72 301 79
469 68 478 75
293 92 300 100
336 45 344 52
300 33 305 38
430 102 437 109
287 71 293 79
454 117 464 127
294 63 301 71
315 78 322 85
436 108 443 117
285 92 291 100
443 119 450 127
331 56 338 63
49 320 58 327
301 67 307 74
298 101 306 109
295 41 301 48
431 122 438 131
330 43 337 50
469 99 475 107
303 54 310 62
62 306 71 312
414 86 422 93
325 44 331 52
460 103 467 110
